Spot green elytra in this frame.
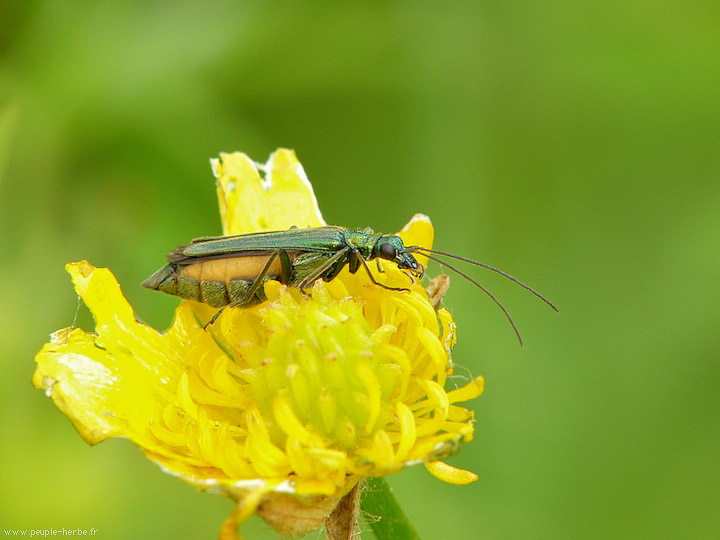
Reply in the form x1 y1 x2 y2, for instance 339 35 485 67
143 225 557 343
142 225 422 308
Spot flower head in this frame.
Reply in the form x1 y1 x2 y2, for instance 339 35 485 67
33 149 483 539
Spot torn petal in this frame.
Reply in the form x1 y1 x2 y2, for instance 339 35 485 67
425 460 478 485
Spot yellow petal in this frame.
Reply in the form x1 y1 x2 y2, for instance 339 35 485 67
213 149 326 235
394 402 416 463
273 394 312 444
33 262 190 452
371 430 395 464
424 460 478 485
398 213 434 249
33 327 125 444
446 376 485 403
398 213 434 266
220 481 281 540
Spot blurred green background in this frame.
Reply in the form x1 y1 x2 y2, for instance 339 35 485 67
2 2 719 539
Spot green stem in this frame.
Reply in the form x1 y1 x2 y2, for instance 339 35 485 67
361 477 422 540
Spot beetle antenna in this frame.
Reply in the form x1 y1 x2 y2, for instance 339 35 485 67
411 246 558 312
420 252 524 346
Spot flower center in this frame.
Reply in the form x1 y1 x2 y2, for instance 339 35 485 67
235 285 401 451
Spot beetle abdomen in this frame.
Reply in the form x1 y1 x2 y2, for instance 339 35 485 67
143 254 288 308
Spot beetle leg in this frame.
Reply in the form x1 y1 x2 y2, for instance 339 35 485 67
278 249 291 284
205 249 284 327
240 248 287 303
298 247 350 293
357 250 410 293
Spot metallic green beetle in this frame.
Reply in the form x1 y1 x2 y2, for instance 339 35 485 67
143 226 421 309
143 225 556 342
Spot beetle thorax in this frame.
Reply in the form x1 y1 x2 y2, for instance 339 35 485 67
343 229 379 259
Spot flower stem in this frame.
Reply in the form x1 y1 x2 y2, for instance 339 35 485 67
362 477 422 540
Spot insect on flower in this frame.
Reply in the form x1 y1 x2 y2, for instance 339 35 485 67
143 225 557 344
34 149 547 540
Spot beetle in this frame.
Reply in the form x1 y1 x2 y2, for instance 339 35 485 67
143 225 556 343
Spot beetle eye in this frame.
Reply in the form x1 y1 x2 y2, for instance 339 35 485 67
379 242 397 259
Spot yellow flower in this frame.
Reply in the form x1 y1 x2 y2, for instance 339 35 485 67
33 149 483 539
